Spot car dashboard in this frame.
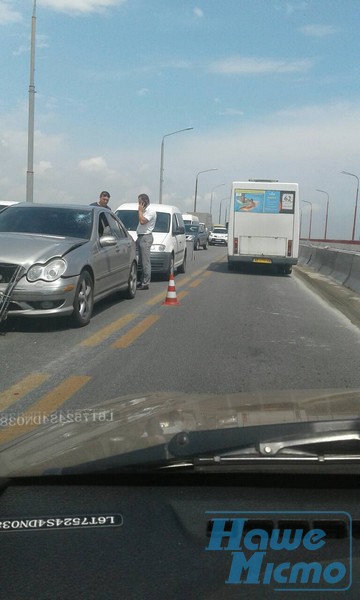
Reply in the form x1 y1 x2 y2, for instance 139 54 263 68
1 470 359 599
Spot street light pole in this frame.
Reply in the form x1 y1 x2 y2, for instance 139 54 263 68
219 197 228 224
26 0 36 203
159 127 193 204
341 171 359 241
302 200 313 240
194 169 218 212
315 189 330 240
210 183 225 217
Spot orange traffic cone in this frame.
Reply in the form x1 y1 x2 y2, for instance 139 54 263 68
162 271 180 305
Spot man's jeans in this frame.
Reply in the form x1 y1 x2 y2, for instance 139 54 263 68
136 233 153 285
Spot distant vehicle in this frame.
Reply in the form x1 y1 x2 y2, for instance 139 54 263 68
209 226 228 246
185 222 208 250
182 213 200 226
227 180 300 274
116 203 186 279
193 212 213 237
0 203 137 326
0 201 19 212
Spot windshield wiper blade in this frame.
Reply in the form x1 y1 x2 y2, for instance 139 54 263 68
167 420 360 460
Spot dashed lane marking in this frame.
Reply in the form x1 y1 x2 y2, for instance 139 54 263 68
79 313 138 347
0 373 49 412
112 315 160 349
0 375 91 444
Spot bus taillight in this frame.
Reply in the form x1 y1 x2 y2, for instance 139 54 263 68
234 238 238 254
287 240 292 256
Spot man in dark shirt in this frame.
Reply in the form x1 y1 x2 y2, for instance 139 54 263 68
90 191 112 210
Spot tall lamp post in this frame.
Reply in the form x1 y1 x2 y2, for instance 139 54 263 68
159 127 193 204
210 183 225 217
194 169 218 212
219 197 228 224
341 170 359 241
302 200 313 240
26 0 37 203
315 189 330 240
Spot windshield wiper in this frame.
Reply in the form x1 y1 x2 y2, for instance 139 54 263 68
50 420 360 475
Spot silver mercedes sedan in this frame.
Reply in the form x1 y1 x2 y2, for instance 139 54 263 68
0 203 137 326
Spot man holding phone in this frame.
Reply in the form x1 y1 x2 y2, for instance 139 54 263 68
136 193 156 290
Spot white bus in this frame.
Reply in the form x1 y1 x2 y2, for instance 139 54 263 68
227 180 300 274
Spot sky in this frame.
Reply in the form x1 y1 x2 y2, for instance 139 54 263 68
0 0 359 239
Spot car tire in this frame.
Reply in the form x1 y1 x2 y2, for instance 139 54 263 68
195 239 200 251
71 270 94 327
203 241 208 250
124 261 137 299
177 251 186 274
163 254 175 280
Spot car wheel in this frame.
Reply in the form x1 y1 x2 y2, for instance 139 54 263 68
72 271 94 327
195 239 200 251
203 241 208 250
177 251 186 274
124 261 137 299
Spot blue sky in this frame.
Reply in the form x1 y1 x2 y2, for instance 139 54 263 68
1 0 360 238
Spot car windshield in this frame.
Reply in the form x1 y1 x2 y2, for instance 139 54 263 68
185 224 199 233
116 209 170 233
0 1 360 482
0 206 93 239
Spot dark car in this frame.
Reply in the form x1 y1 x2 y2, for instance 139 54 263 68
185 223 208 250
0 203 137 326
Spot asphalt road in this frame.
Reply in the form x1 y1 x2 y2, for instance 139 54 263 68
1 245 360 445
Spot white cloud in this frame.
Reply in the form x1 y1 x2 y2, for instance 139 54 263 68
209 56 313 75
38 0 126 15
36 160 53 176
299 24 338 37
137 88 149 96
78 156 109 173
193 7 204 18
0 2 22 25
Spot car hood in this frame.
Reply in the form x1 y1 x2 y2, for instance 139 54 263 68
0 233 87 266
1 388 360 476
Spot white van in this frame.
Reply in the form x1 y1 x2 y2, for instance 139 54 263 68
227 180 300 274
115 203 187 278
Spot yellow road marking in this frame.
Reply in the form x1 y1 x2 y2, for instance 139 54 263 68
191 267 206 278
0 373 49 412
203 271 212 277
112 315 160 348
189 279 203 288
146 291 168 306
177 291 188 300
0 375 91 444
79 313 138 347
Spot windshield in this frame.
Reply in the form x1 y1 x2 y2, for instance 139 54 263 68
1 1 360 481
116 210 170 233
185 224 199 233
0 206 93 239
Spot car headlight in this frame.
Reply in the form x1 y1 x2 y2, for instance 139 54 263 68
27 258 67 282
151 244 166 252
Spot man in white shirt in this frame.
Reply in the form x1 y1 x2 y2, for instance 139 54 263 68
136 194 157 290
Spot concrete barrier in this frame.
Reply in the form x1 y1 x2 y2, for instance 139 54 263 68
298 244 360 295
344 253 360 294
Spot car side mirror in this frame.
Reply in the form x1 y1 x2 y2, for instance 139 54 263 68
99 235 117 247
174 226 185 235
